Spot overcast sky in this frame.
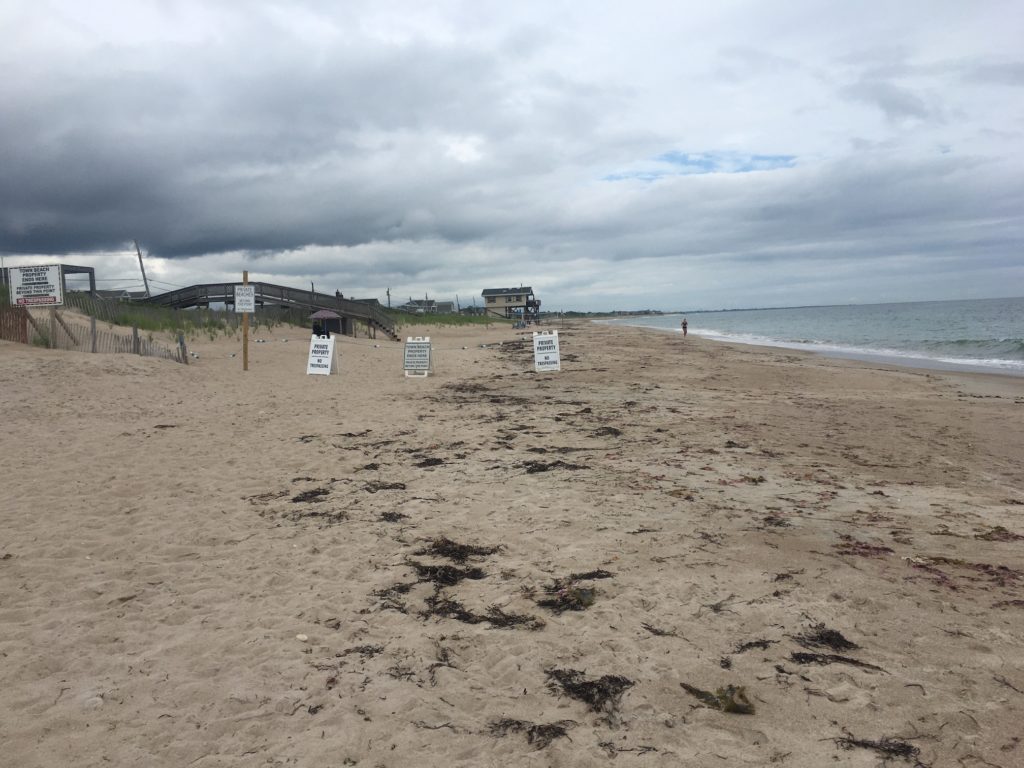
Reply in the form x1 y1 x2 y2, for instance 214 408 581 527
2 0 1022 310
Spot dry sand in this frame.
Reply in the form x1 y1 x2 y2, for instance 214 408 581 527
1 319 1022 767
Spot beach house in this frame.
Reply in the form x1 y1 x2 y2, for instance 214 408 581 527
481 286 541 320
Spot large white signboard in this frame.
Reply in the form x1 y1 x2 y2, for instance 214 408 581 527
533 330 561 372
10 264 63 307
234 285 256 313
404 336 432 377
306 335 336 375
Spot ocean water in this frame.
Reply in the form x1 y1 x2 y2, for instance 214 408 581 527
602 297 1024 376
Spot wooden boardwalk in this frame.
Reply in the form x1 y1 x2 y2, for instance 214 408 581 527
138 282 399 341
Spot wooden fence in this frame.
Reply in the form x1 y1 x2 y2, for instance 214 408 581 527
0 306 186 364
0 305 29 344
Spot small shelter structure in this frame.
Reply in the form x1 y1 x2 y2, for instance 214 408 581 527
309 308 344 336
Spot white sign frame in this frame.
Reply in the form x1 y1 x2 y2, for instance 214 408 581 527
306 334 337 375
234 285 256 313
533 330 561 372
404 336 432 377
10 264 63 307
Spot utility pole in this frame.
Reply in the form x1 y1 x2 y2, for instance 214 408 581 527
134 240 151 297
386 287 391 308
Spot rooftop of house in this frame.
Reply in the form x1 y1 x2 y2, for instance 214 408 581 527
481 287 534 297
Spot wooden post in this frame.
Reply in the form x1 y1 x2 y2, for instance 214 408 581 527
49 308 57 348
242 270 249 371
178 332 189 364
132 326 141 354
54 310 78 345
90 316 97 353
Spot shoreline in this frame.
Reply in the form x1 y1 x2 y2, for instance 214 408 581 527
598 317 1024 379
2 320 1022 766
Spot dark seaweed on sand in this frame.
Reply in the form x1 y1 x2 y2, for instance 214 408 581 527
794 623 859 652
407 561 486 586
536 586 597 613
834 735 926 766
421 593 544 630
373 581 416 612
544 569 614 592
379 510 408 522
545 668 634 714
790 652 886 673
364 481 406 493
521 460 587 473
485 605 546 630
680 682 755 714
291 488 330 503
415 457 445 468
834 534 894 557
414 536 501 563
734 638 777 654
489 718 576 749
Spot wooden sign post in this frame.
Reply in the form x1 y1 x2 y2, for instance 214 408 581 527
242 271 249 371
234 271 257 371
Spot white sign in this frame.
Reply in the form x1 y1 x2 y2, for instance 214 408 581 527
533 330 561 372
306 334 336 375
10 264 63 307
234 285 256 313
404 336 432 377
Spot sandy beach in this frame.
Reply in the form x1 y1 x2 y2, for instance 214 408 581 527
1 319 1022 767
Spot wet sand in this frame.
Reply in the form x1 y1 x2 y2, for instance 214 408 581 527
1 319 1022 767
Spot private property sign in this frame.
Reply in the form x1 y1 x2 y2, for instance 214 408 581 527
403 337 432 377
306 334 336 375
10 265 63 307
533 330 561 372
234 285 256 313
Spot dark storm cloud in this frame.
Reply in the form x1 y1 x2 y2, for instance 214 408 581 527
0 29 598 257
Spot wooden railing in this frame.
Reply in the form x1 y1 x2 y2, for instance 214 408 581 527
138 282 399 340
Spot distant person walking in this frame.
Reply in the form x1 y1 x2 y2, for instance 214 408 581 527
681 318 688 337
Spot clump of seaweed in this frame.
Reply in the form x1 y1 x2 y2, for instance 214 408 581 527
834 535 894 557
974 526 1024 542
537 586 597 613
485 606 546 630
340 644 385 659
270 506 348 526
489 718 576 749
680 682 755 714
908 555 1021 587
406 561 487 586
422 593 484 624
734 638 777 654
545 669 634 715
379 510 408 523
641 623 677 637
291 488 330 503
535 570 613 613
420 593 544 630
794 623 859 652
522 460 587 473
414 536 501 563
790 652 886 673
993 599 1024 609
834 734 925 766
373 581 416 612
364 481 406 493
